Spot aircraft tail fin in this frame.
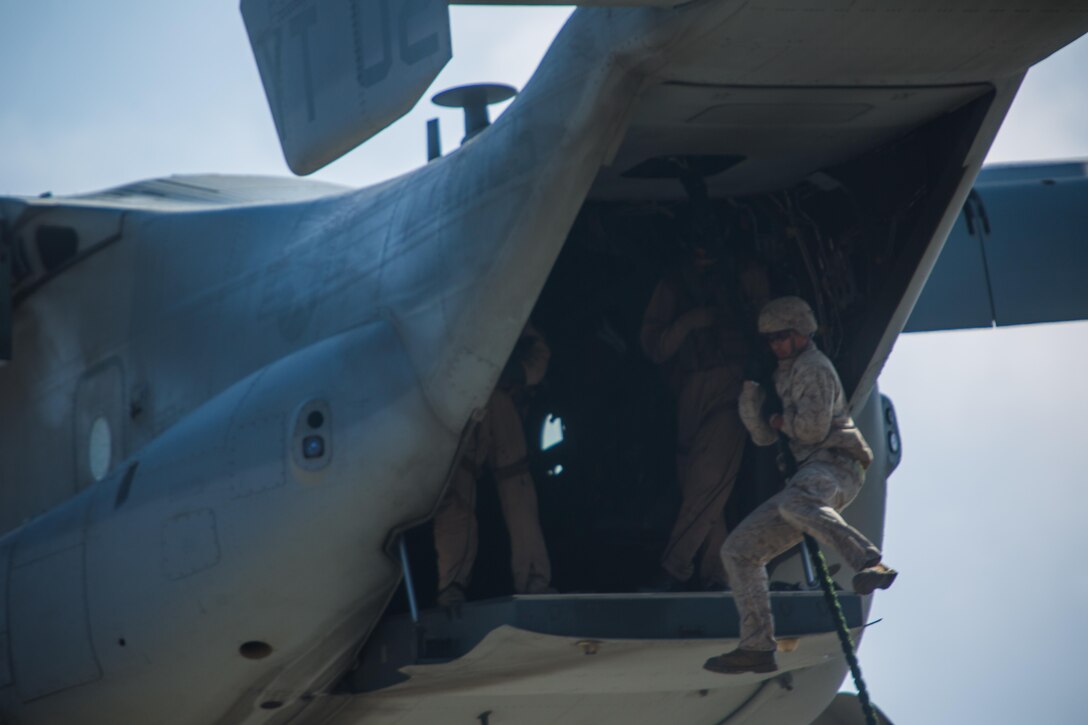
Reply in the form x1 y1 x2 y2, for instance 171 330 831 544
240 0 452 175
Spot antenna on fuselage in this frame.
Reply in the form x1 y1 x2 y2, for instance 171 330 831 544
426 119 442 162
432 83 518 144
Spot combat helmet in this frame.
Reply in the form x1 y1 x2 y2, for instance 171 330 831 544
758 296 817 336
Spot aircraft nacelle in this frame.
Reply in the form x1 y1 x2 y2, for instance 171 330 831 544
1 319 457 724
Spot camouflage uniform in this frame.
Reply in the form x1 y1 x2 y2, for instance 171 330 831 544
724 340 879 651
641 265 755 585
433 325 553 595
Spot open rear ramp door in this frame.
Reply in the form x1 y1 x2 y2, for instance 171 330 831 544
309 592 869 724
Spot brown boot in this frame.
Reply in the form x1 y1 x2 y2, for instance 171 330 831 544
703 648 778 674
852 563 898 595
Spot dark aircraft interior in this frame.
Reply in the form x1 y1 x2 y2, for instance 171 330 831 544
387 89 988 612
398 182 868 605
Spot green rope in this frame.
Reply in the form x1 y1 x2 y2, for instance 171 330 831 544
803 533 879 725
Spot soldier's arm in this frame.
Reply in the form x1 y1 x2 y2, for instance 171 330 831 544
781 365 836 444
739 381 779 446
640 279 712 364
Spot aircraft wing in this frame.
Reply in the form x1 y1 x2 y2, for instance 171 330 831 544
905 162 1088 332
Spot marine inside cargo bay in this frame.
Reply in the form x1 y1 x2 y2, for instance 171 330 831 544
393 141 929 610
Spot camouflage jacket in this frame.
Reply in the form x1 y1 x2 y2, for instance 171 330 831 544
738 343 873 468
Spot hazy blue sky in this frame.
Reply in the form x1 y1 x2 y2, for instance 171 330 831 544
3 3 1086 723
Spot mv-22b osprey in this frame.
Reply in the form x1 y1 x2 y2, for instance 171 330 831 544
2 2 1087 724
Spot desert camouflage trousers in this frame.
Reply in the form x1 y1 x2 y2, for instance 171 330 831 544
720 456 881 651
434 389 552 594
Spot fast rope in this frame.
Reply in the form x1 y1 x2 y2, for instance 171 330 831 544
803 533 880 725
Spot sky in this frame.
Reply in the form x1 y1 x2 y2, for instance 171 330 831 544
3 2 1087 723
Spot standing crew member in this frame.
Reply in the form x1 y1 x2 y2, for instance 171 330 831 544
641 244 765 591
433 323 555 606
704 296 897 674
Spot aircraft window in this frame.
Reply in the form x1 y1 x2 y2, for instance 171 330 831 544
547 464 564 477
540 414 564 450
88 416 111 481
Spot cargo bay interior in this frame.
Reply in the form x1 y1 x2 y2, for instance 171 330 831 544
384 87 993 614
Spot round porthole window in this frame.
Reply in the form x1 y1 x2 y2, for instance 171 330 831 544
89 416 112 481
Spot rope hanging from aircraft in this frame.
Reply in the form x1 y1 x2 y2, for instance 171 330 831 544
803 534 880 725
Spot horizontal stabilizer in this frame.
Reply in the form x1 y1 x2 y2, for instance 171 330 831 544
241 0 452 175
906 162 1088 332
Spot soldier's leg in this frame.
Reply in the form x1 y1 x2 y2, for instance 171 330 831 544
662 407 746 582
700 507 730 588
487 390 553 593
433 419 489 598
495 470 552 593
433 462 480 593
719 495 805 651
776 461 881 572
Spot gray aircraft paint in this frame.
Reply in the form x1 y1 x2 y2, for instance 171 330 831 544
1 7 754 723
906 164 1088 331
1 2 1087 724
